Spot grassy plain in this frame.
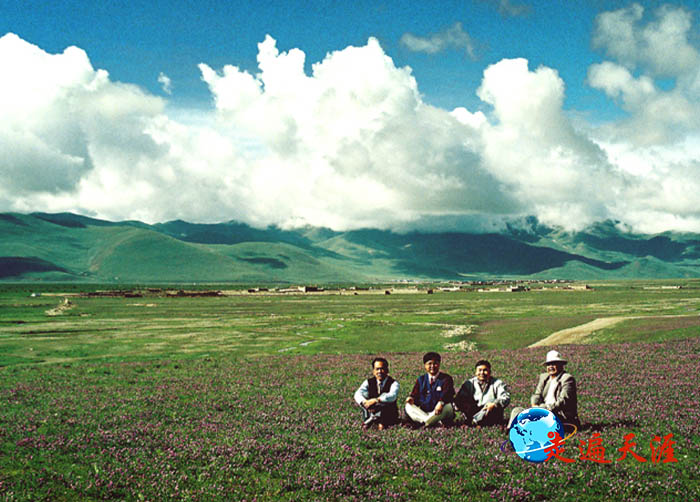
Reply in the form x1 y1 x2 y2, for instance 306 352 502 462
2 281 700 365
1 281 699 501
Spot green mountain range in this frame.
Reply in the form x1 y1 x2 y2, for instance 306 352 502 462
2 212 700 282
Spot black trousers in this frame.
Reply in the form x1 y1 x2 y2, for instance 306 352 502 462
359 402 399 426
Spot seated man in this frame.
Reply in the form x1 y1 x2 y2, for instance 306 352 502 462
455 359 510 426
405 352 455 427
509 350 580 429
354 357 400 430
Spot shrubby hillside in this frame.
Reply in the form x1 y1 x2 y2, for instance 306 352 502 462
2 212 700 281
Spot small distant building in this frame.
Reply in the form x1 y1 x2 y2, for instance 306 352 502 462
570 284 592 291
278 288 299 293
508 285 529 292
299 286 320 293
478 285 529 293
247 287 270 293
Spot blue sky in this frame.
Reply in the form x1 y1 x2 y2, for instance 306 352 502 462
2 1 700 232
3 0 681 112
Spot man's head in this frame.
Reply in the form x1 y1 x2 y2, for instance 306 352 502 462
543 350 567 377
474 359 491 383
546 363 565 378
423 352 441 376
372 357 389 381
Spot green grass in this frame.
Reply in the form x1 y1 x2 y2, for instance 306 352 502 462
2 281 700 366
588 315 700 344
1 281 700 501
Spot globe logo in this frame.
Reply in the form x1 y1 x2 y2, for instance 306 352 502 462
508 407 566 463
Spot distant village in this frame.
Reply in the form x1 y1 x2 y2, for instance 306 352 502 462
245 279 594 295
30 279 607 299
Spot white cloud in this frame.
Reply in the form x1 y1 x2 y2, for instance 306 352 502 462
0 32 514 229
400 22 476 59
591 137 700 233
157 72 172 94
198 35 516 228
476 58 619 229
588 60 698 144
0 33 163 198
3 14 700 235
593 3 699 77
592 3 644 69
491 0 530 17
586 4 700 231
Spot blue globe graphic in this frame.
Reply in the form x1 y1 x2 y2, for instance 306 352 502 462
508 407 564 463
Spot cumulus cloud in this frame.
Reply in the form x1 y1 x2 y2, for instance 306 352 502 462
476 58 619 228
0 32 513 229
3 5 700 235
593 3 699 77
0 33 163 198
596 136 700 233
589 4 700 146
197 35 514 228
400 22 476 59
587 60 698 145
586 3 700 231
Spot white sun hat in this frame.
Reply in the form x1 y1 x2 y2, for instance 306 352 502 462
543 350 567 365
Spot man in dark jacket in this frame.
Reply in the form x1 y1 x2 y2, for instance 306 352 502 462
354 357 400 430
405 352 455 427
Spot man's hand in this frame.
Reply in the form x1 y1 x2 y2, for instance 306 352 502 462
363 398 379 409
484 402 497 415
405 397 414 405
434 402 444 415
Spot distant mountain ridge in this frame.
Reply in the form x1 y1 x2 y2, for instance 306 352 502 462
1 211 699 282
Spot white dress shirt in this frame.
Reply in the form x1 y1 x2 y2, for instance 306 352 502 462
354 377 400 406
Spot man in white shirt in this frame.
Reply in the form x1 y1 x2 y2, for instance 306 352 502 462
354 357 400 430
455 359 510 426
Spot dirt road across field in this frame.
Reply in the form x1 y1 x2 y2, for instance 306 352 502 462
530 314 699 346
530 317 634 346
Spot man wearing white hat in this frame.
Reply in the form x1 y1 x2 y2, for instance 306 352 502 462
508 350 580 428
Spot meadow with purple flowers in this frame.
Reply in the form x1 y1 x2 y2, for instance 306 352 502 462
1 282 699 500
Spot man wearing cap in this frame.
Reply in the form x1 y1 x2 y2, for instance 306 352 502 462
509 350 580 428
405 352 455 427
354 357 400 430
455 359 510 426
